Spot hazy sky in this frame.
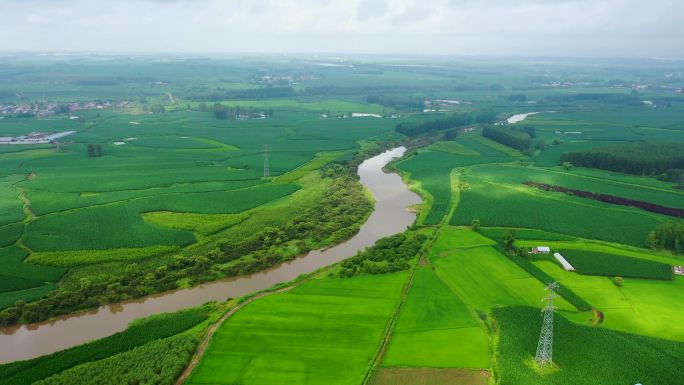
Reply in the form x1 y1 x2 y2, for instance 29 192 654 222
1 0 683 58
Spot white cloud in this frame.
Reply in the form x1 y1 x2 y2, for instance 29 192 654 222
0 0 682 58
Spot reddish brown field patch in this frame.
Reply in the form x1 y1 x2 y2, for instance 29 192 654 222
371 367 490 385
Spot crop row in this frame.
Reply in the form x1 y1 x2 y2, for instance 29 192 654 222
493 306 684 385
492 245 592 311
34 333 198 385
559 249 672 280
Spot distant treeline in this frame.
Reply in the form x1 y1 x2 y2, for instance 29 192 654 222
185 85 439 101
187 86 296 101
186 85 431 101
542 93 642 106
70 76 161 87
72 79 121 86
305 85 423 96
524 181 684 219
560 143 684 176
454 84 505 92
647 221 684 254
482 125 536 151
199 103 273 120
396 110 497 137
366 94 424 111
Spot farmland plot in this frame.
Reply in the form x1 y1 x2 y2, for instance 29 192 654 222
186 273 409 385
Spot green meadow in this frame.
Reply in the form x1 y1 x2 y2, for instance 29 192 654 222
382 268 490 369
186 273 409 385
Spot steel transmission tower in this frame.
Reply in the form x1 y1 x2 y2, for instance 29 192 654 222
263 144 270 177
535 282 559 367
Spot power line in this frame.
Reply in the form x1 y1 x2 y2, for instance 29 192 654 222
263 144 270 177
535 281 559 367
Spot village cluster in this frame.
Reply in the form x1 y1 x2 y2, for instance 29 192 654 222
0 100 131 117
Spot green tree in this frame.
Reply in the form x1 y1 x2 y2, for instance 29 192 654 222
535 138 547 150
502 230 517 250
471 219 481 231
562 161 573 170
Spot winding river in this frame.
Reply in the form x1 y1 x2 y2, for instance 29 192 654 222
0 146 421 364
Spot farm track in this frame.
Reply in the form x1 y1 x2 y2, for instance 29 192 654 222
11 173 37 254
173 278 311 385
362 229 440 385
361 267 416 385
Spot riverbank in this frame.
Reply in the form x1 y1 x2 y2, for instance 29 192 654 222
0 146 421 363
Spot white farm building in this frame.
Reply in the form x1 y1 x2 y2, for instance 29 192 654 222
553 253 575 271
530 246 551 254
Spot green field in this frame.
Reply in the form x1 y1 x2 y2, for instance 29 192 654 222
0 247 65 308
396 138 513 224
558 249 673 280
429 228 576 313
0 89 397 308
450 164 669 246
186 273 409 385
383 268 490 369
494 306 684 385
531 257 684 341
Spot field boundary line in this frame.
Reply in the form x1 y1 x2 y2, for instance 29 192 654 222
360 266 417 385
173 278 310 385
361 230 438 385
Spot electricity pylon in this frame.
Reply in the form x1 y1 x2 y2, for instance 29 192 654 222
535 282 559 367
263 144 270 177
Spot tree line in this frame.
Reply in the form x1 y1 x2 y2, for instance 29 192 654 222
366 94 424 111
542 92 642 106
395 110 497 137
482 125 533 151
87 144 102 157
186 86 295 101
647 221 684 254
524 181 684 218
559 143 684 176
199 103 273 120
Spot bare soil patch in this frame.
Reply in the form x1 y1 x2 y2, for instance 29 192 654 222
371 368 490 385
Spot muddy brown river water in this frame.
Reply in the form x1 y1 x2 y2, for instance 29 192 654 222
0 146 421 363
